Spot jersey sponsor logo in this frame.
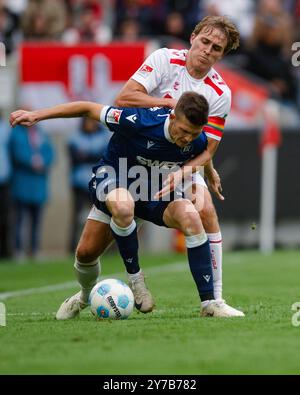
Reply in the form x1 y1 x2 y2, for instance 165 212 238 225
136 155 183 169
107 108 123 124
147 140 155 149
149 106 162 111
156 114 169 117
126 114 137 123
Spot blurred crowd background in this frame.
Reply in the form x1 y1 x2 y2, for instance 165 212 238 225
1 0 300 105
1 0 300 261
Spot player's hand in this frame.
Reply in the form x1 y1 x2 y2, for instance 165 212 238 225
154 170 182 199
206 168 224 201
10 110 38 127
165 98 177 109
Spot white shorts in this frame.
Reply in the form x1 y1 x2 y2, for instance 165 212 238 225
87 205 145 225
87 171 207 224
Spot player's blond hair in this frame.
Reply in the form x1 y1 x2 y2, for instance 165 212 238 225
192 16 240 54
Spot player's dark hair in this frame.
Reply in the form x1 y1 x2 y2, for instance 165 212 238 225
192 15 240 54
175 92 209 126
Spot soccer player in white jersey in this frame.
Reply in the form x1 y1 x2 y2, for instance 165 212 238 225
52 16 244 319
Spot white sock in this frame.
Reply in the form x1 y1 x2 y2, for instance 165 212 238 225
207 232 223 300
74 259 100 303
127 269 142 280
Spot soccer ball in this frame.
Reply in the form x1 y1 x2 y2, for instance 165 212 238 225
89 279 134 320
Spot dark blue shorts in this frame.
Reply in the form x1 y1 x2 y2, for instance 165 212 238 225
89 164 184 227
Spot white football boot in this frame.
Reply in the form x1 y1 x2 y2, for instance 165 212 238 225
55 291 88 320
128 272 154 313
201 299 245 317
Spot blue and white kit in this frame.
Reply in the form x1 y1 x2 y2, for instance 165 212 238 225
88 105 208 227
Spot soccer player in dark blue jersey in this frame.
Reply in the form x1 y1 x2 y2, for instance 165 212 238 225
10 92 240 317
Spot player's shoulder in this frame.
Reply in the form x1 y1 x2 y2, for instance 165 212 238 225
167 48 188 64
140 106 170 121
154 47 188 63
125 106 170 125
204 68 231 100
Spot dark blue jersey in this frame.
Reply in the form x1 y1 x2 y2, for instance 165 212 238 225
100 105 207 172
90 106 207 226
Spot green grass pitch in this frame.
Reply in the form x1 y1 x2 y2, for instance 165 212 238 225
0 250 300 375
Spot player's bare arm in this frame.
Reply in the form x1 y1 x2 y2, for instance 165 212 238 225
202 139 224 200
10 102 104 127
205 161 224 201
115 79 177 108
155 148 212 200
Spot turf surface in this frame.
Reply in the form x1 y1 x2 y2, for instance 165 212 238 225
0 250 300 374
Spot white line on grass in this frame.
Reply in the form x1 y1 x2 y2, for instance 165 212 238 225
0 261 186 301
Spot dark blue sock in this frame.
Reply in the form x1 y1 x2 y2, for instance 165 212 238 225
110 219 140 274
187 239 214 301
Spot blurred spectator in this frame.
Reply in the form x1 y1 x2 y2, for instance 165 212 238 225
116 17 141 42
114 0 166 37
67 117 110 252
62 3 111 44
201 0 255 46
166 0 201 34
283 0 300 40
10 122 55 260
164 11 189 43
21 0 66 40
4 0 28 15
245 0 297 104
0 0 20 55
158 11 190 49
0 110 12 259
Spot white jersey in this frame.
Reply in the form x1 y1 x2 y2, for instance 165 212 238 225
131 48 231 142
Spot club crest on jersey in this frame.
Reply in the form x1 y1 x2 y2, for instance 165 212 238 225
181 144 192 154
173 81 180 91
107 109 122 124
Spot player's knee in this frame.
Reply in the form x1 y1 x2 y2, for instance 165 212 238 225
108 200 134 224
76 244 99 263
173 201 202 235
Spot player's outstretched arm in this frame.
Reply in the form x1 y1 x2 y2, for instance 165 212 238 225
115 79 176 109
10 102 104 127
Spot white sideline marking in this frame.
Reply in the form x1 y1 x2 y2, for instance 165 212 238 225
0 261 186 301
